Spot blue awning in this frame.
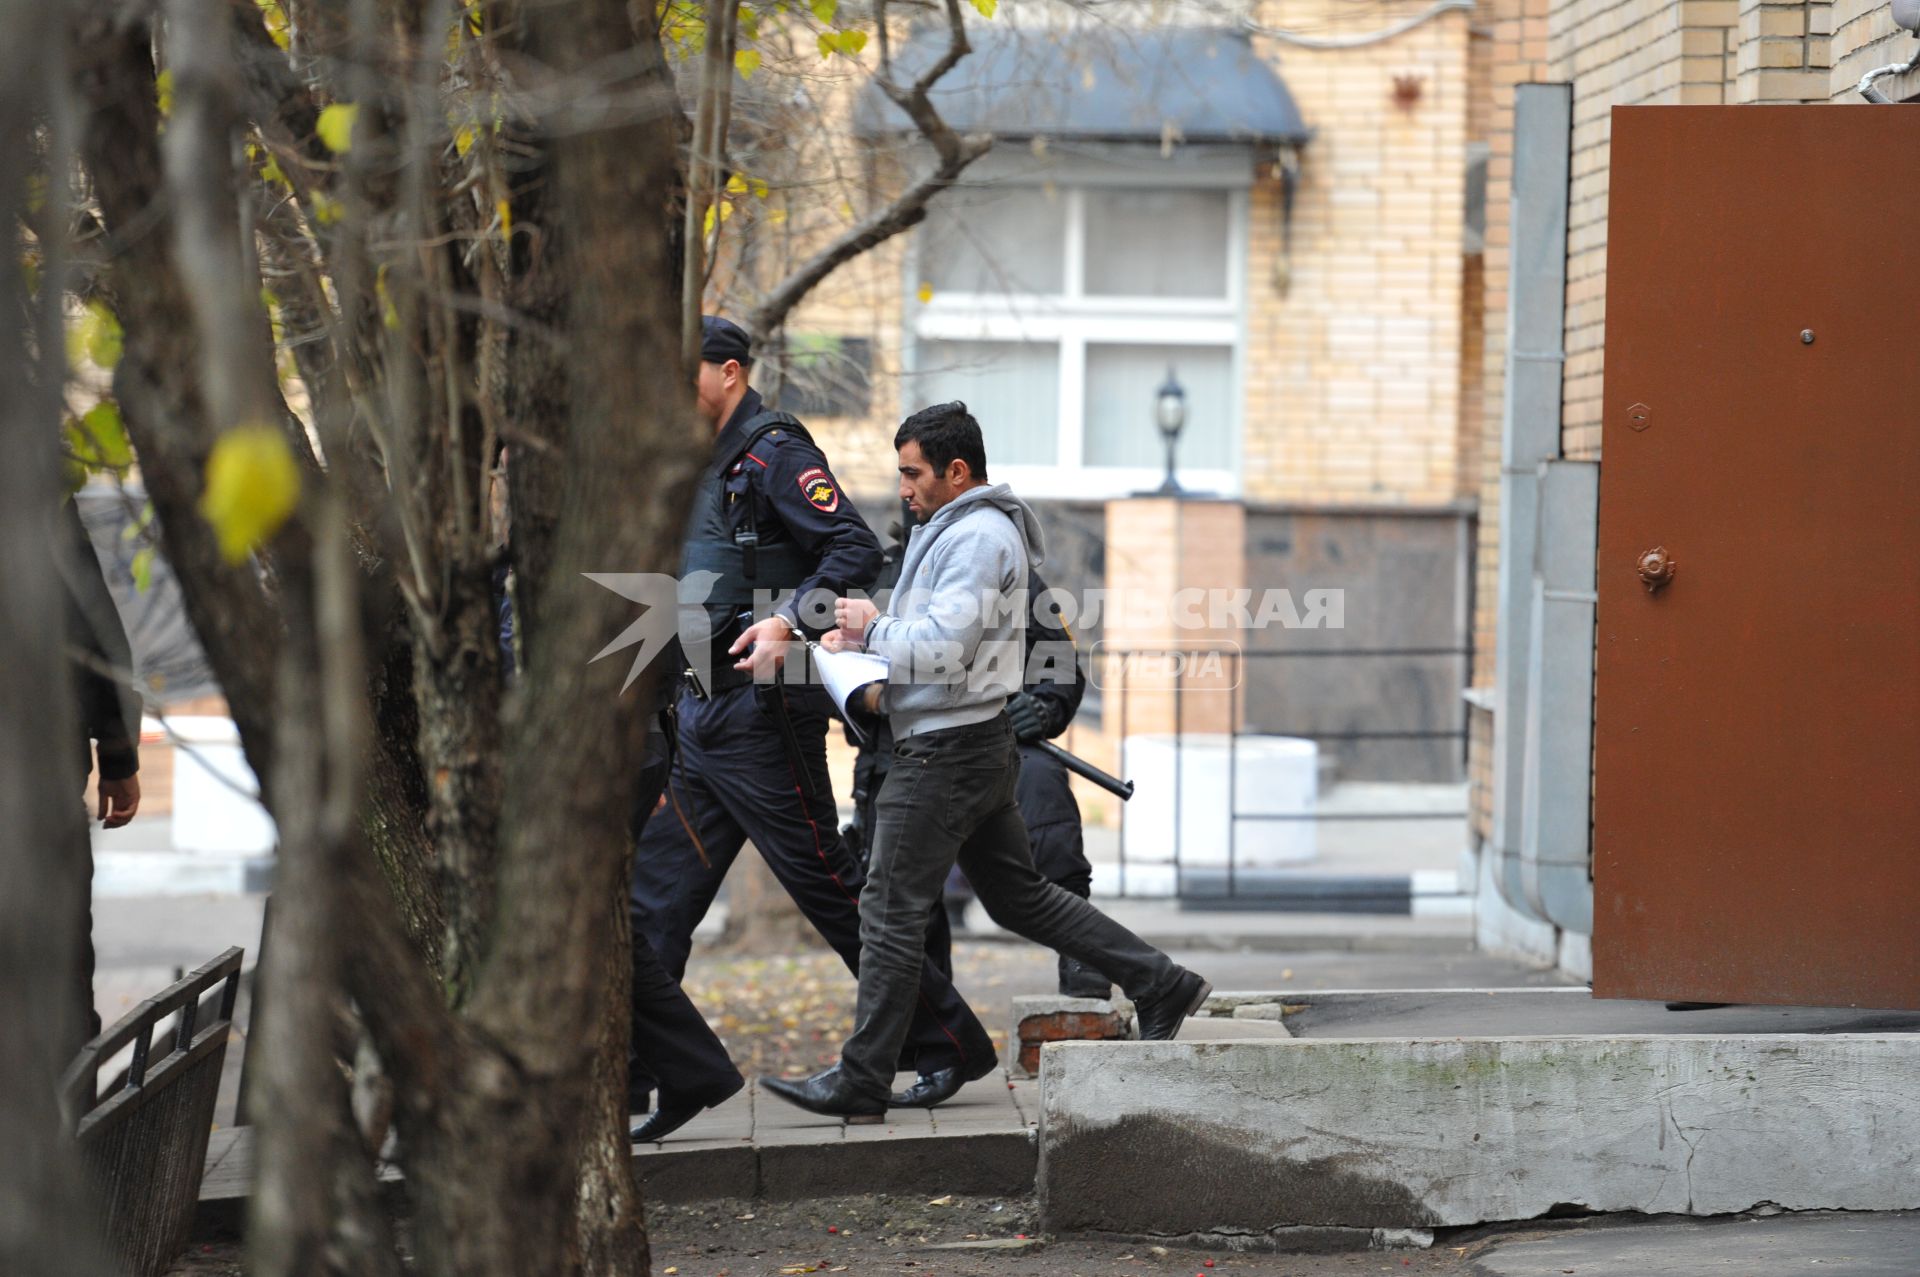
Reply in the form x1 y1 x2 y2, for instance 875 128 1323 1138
853 27 1309 147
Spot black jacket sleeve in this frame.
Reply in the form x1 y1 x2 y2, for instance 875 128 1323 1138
1022 569 1084 738
62 502 141 781
758 440 884 640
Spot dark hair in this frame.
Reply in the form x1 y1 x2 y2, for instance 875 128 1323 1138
895 401 988 482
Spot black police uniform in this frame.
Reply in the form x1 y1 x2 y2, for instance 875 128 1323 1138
629 388 998 1092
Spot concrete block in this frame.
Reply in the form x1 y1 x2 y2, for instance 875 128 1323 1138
1008 995 1135 1079
1040 1036 1920 1240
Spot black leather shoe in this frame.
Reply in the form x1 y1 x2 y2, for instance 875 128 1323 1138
630 1077 742 1143
760 1066 886 1123
890 1066 967 1108
1058 956 1111 1000
1135 969 1212 1041
630 1100 701 1143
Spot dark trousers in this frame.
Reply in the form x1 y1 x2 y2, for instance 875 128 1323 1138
1014 743 1091 897
628 745 743 1110
630 683 997 1079
840 715 1181 1101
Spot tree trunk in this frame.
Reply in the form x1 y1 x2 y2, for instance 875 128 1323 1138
0 21 119 1266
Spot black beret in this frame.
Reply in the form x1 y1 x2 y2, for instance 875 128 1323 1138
700 316 753 366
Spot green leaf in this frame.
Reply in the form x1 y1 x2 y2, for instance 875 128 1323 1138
308 191 344 225
810 0 835 23
968 0 996 16
735 48 761 79
838 29 867 55
258 0 291 49
317 103 359 154
130 546 156 593
200 425 302 563
80 401 133 470
67 300 123 371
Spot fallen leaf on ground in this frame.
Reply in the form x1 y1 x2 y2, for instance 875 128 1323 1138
927 1195 953 1206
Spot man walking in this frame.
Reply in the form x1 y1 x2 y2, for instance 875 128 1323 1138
762 402 1210 1120
628 321 999 1133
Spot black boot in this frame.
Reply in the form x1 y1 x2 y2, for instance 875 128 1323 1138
1057 955 1111 1000
1135 968 1211 1041
760 1066 886 1123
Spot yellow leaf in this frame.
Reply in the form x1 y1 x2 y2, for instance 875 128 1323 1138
199 425 301 563
916 281 934 305
497 198 512 240
154 69 174 118
317 103 359 154
308 191 343 225
968 0 996 16
68 300 123 370
259 152 290 188
258 0 291 49
735 48 760 79
769 206 787 225
810 0 835 22
726 172 749 196
455 125 476 157
376 265 400 330
703 203 716 237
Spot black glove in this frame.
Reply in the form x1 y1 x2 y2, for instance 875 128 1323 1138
1006 692 1053 743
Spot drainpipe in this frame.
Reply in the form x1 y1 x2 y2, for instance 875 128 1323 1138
1490 83 1572 923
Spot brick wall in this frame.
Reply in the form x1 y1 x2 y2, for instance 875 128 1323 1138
1244 0 1473 505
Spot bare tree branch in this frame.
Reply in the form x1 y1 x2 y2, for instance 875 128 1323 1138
744 0 990 341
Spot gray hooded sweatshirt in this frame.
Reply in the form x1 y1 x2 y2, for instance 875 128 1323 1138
864 483 1046 740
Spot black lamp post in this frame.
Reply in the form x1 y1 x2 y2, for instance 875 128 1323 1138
1153 367 1187 496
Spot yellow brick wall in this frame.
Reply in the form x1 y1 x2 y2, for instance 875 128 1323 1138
1244 0 1474 505
1830 1 1920 100
711 3 1482 507
1467 0 1554 844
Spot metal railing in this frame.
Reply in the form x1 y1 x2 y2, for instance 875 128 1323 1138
60 947 244 1277
1103 645 1471 906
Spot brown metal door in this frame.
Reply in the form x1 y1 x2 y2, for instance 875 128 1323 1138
1593 106 1920 1010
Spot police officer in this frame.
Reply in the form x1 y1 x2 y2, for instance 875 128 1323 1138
629 317 998 1122
849 561 1107 998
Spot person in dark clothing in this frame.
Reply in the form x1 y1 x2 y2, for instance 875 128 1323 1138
626 725 744 1142
60 500 142 1050
628 318 999 1122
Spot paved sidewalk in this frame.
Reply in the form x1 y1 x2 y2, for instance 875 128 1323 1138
199 1071 1038 1230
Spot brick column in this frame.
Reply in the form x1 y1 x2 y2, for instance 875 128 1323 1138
1097 496 1247 748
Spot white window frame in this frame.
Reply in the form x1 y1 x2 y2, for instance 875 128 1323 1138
904 155 1250 500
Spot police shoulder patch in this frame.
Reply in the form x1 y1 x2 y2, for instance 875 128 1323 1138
797 466 839 512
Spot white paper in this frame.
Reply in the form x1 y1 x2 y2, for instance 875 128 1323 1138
811 645 890 737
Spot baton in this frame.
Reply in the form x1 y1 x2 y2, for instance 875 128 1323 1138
1035 739 1135 802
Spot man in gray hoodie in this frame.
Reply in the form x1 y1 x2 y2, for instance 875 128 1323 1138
761 402 1212 1119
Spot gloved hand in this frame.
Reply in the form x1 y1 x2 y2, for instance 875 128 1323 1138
1006 692 1053 743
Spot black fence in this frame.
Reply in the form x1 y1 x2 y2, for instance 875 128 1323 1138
1101 646 1471 907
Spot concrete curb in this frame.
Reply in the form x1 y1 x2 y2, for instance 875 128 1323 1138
1038 1034 1920 1242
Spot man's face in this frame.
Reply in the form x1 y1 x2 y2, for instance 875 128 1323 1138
694 358 744 427
897 439 963 522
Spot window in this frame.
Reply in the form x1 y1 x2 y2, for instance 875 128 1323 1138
906 163 1246 498
778 335 873 420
